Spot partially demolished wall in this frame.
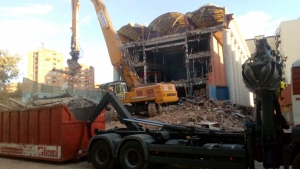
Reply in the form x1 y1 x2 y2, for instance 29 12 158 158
116 4 253 107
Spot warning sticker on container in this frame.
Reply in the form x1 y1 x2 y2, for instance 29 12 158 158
0 143 61 159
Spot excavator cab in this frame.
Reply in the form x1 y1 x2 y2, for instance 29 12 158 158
107 81 127 101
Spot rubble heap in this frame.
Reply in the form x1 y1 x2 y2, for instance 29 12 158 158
106 90 254 132
66 97 97 108
1 95 97 111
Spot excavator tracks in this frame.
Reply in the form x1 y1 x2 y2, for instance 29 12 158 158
148 102 157 117
148 102 162 117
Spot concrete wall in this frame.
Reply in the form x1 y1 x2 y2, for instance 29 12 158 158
21 78 103 103
277 18 300 84
209 34 226 86
222 17 254 107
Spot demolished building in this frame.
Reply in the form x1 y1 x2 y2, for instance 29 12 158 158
115 4 253 107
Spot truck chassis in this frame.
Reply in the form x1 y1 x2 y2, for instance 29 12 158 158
86 91 300 169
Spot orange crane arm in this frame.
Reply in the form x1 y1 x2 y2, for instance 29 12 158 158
90 0 141 90
66 0 82 76
71 0 80 54
53 0 82 76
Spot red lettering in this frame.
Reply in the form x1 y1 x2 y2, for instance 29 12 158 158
37 146 58 158
1 147 23 154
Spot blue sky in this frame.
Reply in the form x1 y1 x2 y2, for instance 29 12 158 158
0 0 299 84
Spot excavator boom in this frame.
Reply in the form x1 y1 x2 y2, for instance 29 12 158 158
67 0 82 76
90 0 141 90
52 0 82 76
90 0 178 116
70 0 80 54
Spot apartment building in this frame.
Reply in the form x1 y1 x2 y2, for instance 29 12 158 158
246 35 276 54
5 83 19 93
275 18 300 84
27 49 64 86
65 64 95 90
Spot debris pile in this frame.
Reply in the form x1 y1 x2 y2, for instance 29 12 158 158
106 91 254 132
0 95 97 111
66 97 97 108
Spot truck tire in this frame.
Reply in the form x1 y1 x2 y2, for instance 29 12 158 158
293 153 300 169
91 140 113 169
119 141 148 169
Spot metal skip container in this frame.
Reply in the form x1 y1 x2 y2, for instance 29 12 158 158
0 104 105 162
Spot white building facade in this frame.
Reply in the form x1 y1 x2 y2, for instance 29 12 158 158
276 18 300 84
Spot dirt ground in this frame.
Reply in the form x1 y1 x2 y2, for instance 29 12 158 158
0 156 291 169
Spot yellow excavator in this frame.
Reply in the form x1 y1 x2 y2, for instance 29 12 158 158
90 0 178 116
58 0 178 116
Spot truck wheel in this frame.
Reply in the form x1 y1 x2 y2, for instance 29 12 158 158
293 153 300 169
91 140 113 169
119 141 148 169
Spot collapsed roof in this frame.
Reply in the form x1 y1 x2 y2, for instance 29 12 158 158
117 4 225 41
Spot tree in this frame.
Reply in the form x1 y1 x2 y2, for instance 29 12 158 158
0 50 21 92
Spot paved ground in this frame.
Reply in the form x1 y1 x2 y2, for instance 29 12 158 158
0 156 290 169
0 157 92 169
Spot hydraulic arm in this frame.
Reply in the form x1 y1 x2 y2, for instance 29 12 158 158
67 0 82 76
89 0 178 116
53 0 82 76
90 0 141 90
88 91 143 131
242 37 285 168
